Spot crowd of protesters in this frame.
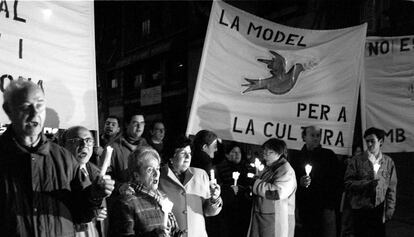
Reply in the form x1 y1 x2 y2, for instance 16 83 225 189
0 78 397 237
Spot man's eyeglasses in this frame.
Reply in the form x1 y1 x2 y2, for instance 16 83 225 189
67 137 94 147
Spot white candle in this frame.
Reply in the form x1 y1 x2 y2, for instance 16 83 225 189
160 198 173 227
373 163 380 174
254 158 264 174
210 169 216 184
100 146 113 176
305 164 312 176
232 172 240 186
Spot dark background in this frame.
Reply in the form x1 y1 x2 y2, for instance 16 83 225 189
94 1 414 235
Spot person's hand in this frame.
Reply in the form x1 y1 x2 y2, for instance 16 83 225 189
95 207 107 221
153 227 169 237
300 175 311 188
370 179 379 189
96 175 115 197
210 182 221 200
230 185 239 195
385 209 394 222
119 183 135 195
94 146 104 156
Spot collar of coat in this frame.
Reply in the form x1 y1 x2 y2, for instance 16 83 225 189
0 127 50 156
162 165 195 188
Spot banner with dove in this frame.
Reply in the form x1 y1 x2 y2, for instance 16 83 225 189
362 36 414 153
186 0 366 155
0 1 98 130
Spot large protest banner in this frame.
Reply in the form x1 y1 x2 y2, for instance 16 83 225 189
186 1 367 155
0 1 98 130
362 36 414 153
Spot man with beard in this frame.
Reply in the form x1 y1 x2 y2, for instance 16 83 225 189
101 113 148 188
93 115 122 165
100 116 122 146
0 79 114 236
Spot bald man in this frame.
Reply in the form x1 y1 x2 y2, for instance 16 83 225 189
63 126 108 236
0 79 114 236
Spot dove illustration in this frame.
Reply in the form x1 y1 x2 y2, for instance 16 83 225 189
243 50 308 95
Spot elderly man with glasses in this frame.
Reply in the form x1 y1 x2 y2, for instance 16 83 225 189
63 126 109 237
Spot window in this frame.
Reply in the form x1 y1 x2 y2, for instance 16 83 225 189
111 78 118 89
142 19 151 36
134 74 143 88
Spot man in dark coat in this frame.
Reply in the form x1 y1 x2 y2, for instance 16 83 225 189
289 126 341 237
0 79 114 236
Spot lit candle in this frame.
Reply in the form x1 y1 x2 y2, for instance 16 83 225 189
373 163 380 175
100 146 113 176
232 171 240 186
305 164 312 176
160 197 173 228
254 158 264 175
210 169 216 184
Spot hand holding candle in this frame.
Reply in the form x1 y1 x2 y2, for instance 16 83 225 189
232 171 240 186
100 146 113 176
160 197 174 228
305 164 312 176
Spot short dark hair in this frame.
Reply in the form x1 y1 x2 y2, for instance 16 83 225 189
301 125 320 140
150 120 164 131
364 127 386 141
224 141 241 155
106 115 121 126
125 113 145 125
165 135 192 159
193 130 217 152
262 138 288 159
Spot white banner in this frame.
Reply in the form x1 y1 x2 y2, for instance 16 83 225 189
0 1 98 130
187 1 367 155
362 36 414 153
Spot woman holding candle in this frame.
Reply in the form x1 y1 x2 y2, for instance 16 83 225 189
159 135 222 237
215 142 254 237
108 147 182 237
247 138 297 237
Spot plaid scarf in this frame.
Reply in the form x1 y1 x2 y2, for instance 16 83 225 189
129 183 182 237
129 182 163 203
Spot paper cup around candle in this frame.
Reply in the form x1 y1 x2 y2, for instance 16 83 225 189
100 146 113 176
247 173 254 178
